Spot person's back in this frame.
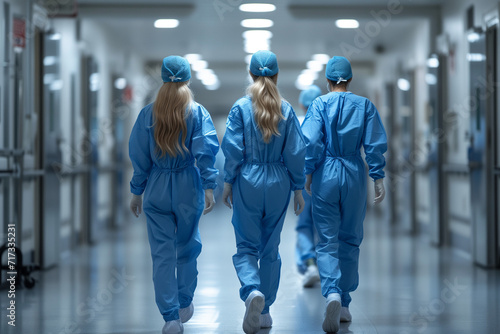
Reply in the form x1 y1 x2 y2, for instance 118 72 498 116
221 50 306 334
129 56 219 334
229 96 300 163
302 56 387 333
309 91 386 177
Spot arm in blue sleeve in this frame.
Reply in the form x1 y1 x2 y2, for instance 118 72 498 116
363 101 388 180
282 109 306 190
192 106 220 190
129 110 153 195
221 106 245 184
301 100 326 174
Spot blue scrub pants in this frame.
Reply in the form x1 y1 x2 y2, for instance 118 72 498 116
312 156 367 307
295 190 317 274
231 163 291 314
143 166 204 322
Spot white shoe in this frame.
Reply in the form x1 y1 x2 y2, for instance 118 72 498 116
243 290 265 334
162 319 183 334
179 302 194 323
302 265 320 288
260 313 273 328
322 293 341 333
340 306 352 322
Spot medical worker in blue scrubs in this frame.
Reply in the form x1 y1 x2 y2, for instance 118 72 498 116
222 50 306 334
296 85 322 288
129 56 219 334
302 56 387 333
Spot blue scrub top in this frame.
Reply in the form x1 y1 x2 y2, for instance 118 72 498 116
302 92 387 180
222 96 306 191
129 102 219 195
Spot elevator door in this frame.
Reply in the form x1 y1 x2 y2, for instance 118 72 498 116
468 26 498 267
428 55 447 245
40 32 62 268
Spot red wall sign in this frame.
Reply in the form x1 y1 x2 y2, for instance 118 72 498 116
13 18 26 48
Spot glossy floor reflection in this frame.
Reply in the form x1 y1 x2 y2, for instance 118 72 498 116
2 203 499 334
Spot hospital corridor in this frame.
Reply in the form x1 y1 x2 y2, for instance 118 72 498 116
1 0 500 333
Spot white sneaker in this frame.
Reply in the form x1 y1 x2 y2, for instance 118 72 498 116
243 290 265 334
302 265 320 288
260 313 273 328
322 293 341 333
162 319 183 334
340 306 352 322
179 302 194 323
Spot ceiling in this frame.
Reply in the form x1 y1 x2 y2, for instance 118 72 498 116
76 0 443 115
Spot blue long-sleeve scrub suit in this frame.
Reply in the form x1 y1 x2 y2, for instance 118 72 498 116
222 97 306 314
301 92 387 307
129 102 219 322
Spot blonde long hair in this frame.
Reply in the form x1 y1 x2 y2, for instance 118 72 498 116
153 81 193 157
248 74 284 143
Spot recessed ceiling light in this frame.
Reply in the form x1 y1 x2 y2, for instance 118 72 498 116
114 78 127 90
239 3 276 12
244 40 270 54
242 30 273 40
191 60 208 71
154 19 179 29
312 54 330 64
241 19 274 28
307 60 323 72
426 57 439 68
397 78 411 91
184 54 202 63
335 19 359 29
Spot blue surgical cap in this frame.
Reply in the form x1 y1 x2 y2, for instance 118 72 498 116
299 85 322 108
161 56 191 83
325 56 352 83
250 50 279 77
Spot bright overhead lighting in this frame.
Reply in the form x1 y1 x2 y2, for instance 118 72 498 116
196 69 215 81
426 57 439 68
154 19 179 29
335 19 359 29
241 19 274 28
43 56 58 66
467 53 486 62
191 60 208 71
239 3 276 12
467 32 481 43
307 60 323 72
312 54 330 64
425 73 437 85
49 33 61 40
397 78 411 91
242 30 273 40
114 78 127 90
245 40 270 53
184 54 202 63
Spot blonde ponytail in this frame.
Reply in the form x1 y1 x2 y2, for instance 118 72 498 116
153 81 193 157
248 75 284 143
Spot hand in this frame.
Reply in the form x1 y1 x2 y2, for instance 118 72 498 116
294 190 305 216
374 179 385 204
305 174 312 196
222 183 233 209
130 194 143 218
203 189 215 215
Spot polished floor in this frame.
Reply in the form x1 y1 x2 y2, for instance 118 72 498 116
2 202 499 334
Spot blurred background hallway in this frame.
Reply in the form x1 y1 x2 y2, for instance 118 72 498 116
0 0 500 333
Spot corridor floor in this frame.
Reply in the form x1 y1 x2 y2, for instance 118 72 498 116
1 203 499 334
